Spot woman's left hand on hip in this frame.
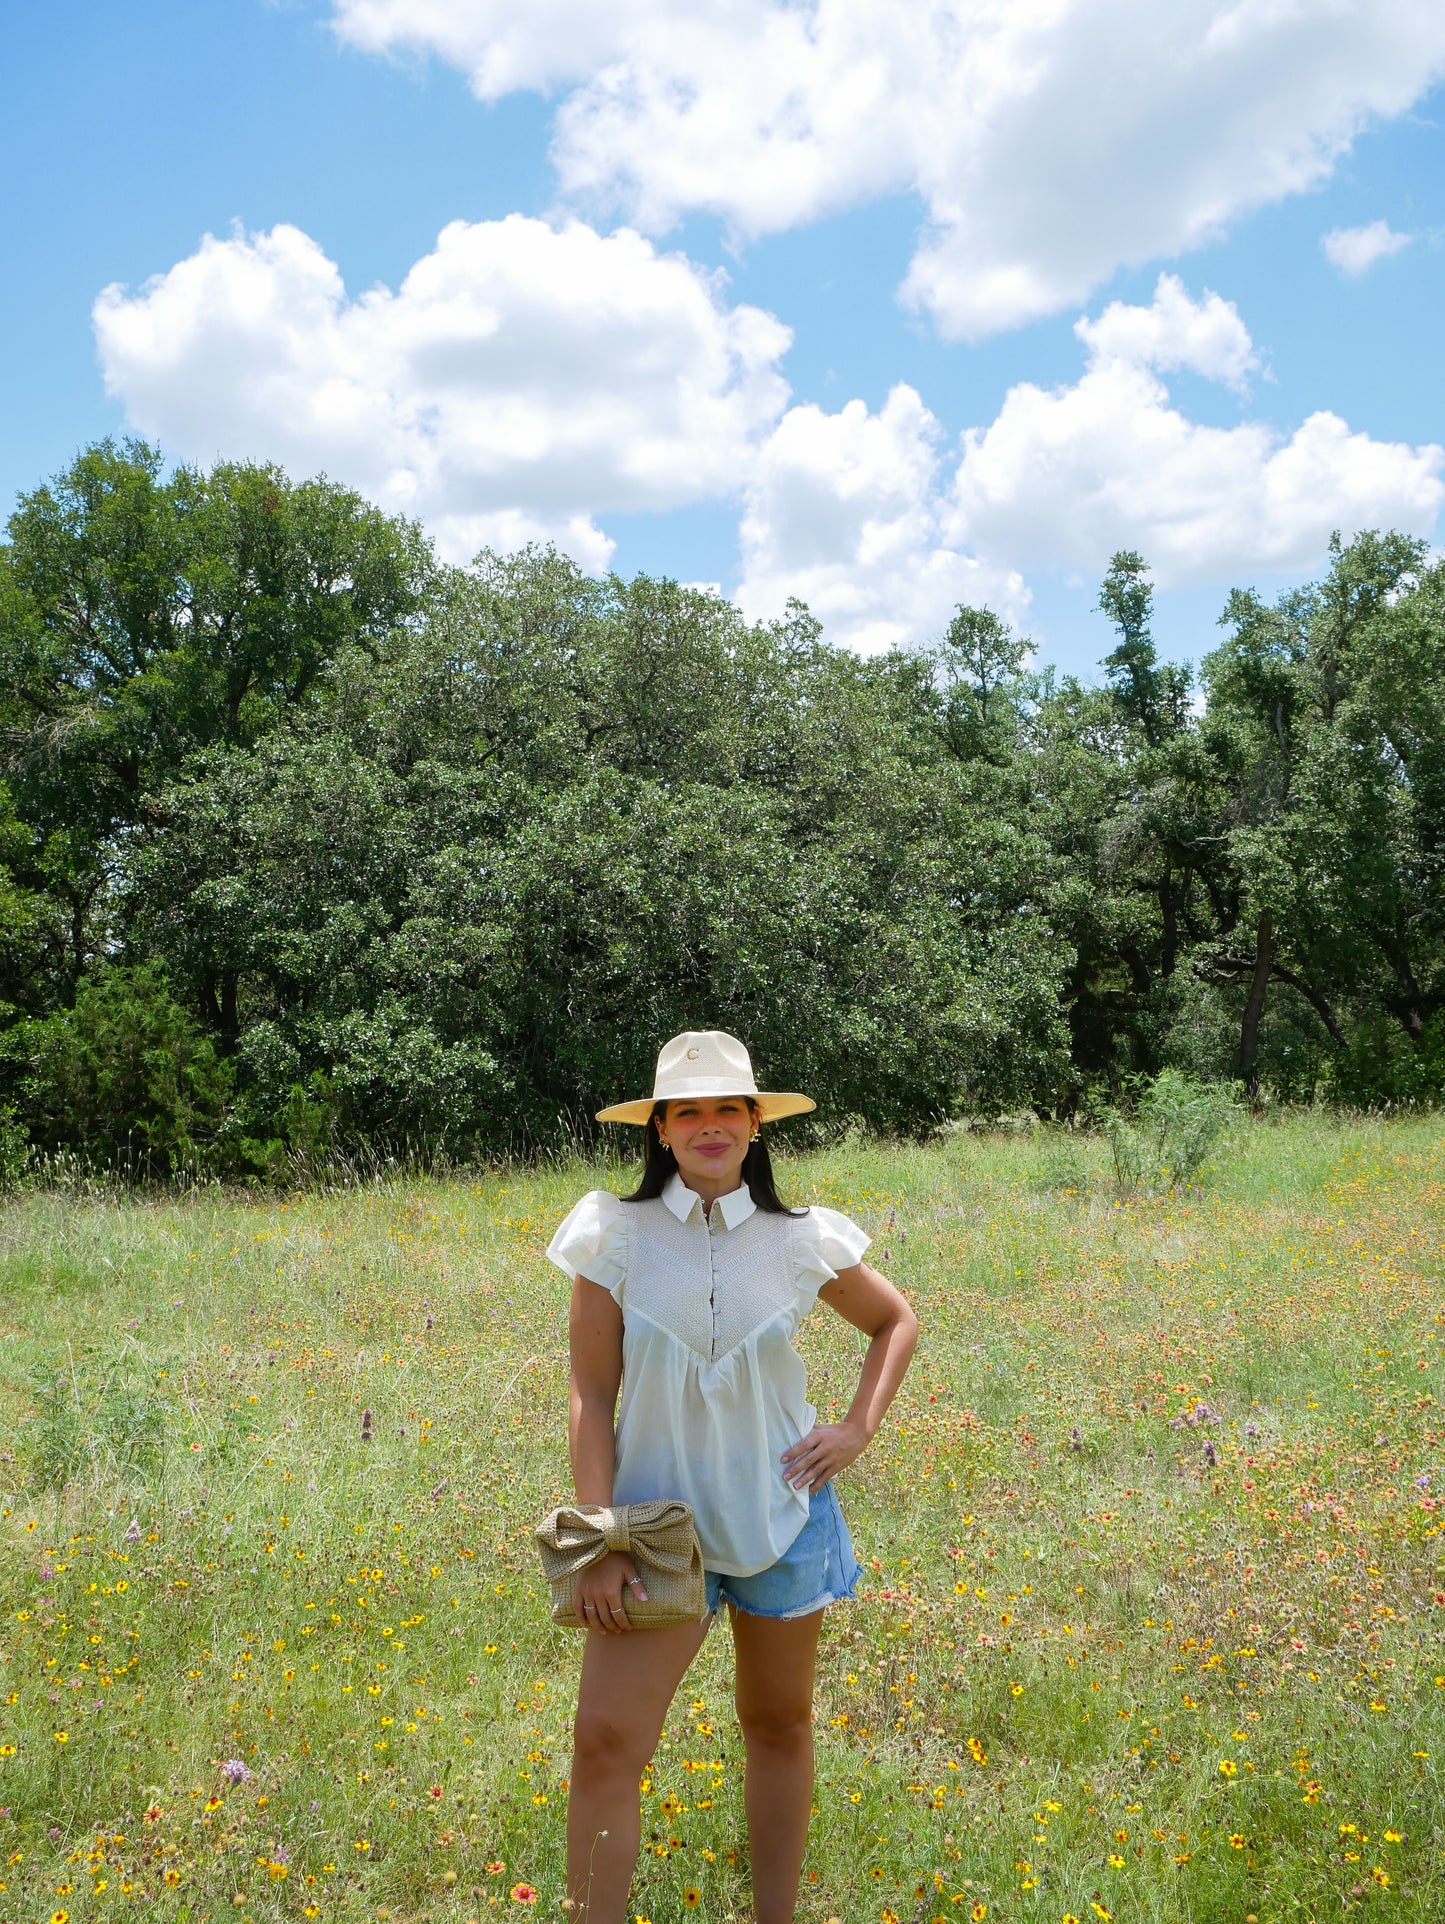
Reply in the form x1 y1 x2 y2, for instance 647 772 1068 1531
780 1420 867 1493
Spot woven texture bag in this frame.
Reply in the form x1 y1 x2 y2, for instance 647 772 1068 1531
535 1499 706 1628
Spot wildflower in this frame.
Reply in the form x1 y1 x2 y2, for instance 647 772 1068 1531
221 1760 252 1784
51 1912 69 1924
1373 1869 1390 1887
205 1797 223 1813
1384 1830 1403 1843
972 1904 987 1921
1091 1907 1113 1921
1219 1759 1237 1776
1229 1834 1246 1849
164 1867 182 1886
511 1883 539 1903
52 1731 69 1744
1108 1854 1125 1868
144 1806 162 1824
683 1888 702 1907
487 1862 506 1875
1063 1914 1080 1924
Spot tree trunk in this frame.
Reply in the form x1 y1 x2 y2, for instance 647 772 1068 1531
1382 941 1426 1041
1269 963 1345 1049
197 972 221 1033
1237 909 1273 1098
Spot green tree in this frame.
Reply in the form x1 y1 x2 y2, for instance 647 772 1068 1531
0 439 432 1002
1201 530 1445 1099
1097 550 1191 747
922 603 1031 765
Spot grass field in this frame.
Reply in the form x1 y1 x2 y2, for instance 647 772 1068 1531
0 1114 1442 1924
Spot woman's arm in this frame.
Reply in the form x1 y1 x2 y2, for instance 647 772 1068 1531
567 1275 648 1630
779 1261 919 1495
568 1275 624 1504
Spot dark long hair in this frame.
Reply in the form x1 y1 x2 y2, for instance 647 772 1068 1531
622 1099 805 1215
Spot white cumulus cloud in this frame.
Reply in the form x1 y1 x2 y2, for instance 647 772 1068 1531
736 385 1029 653
330 0 1445 338
93 215 791 567
950 280 1444 583
93 233 1443 647
1322 219 1413 275
1074 274 1258 392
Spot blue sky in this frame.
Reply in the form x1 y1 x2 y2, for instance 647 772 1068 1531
4 0 1444 675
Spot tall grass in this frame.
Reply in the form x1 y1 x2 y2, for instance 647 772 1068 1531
0 1114 1441 1922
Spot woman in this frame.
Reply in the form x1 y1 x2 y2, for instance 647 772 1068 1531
546 1030 918 1924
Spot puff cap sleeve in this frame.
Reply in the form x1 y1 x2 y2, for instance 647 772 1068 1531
546 1190 627 1302
793 1203 871 1304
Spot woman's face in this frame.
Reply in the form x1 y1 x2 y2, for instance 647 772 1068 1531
659 1095 755 1191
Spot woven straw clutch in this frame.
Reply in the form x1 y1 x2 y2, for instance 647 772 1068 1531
535 1499 707 1628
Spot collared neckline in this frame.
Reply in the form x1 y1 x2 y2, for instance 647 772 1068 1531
663 1171 757 1230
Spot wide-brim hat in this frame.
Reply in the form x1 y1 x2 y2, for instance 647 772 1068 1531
596 1030 816 1126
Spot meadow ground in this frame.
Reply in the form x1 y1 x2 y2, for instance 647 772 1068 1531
0 1114 1442 1924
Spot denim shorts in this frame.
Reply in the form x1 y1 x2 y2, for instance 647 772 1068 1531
704 1482 862 1620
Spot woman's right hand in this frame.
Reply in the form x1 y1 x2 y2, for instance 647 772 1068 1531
574 1550 648 1632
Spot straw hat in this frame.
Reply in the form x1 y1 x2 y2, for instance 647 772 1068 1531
596 1030 816 1126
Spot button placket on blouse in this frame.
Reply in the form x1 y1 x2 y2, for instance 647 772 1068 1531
703 1208 721 1360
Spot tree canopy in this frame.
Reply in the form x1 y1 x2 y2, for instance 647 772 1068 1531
3 440 1442 1174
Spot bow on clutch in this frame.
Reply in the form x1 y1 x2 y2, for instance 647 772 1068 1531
535 1499 707 1628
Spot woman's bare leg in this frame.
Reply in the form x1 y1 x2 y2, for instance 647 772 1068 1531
731 1607 825 1924
566 1616 711 1923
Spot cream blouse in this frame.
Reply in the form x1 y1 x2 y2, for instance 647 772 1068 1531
546 1173 870 1576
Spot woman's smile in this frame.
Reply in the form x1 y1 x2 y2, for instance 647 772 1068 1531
661 1095 755 1205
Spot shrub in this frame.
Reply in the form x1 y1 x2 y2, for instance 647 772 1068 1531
20 962 232 1176
1104 1068 1243 1193
0 1101 27 1188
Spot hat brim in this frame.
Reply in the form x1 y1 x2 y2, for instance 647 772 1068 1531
596 1090 816 1125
